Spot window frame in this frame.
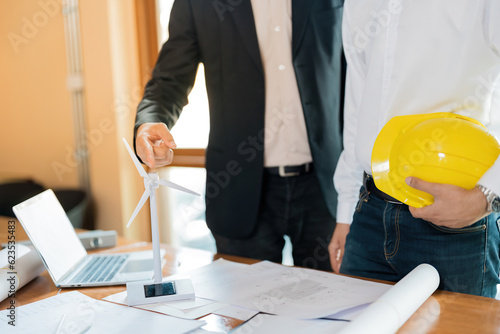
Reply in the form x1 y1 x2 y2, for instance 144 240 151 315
135 0 207 169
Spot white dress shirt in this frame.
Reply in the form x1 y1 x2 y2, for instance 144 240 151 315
250 0 313 167
335 0 500 224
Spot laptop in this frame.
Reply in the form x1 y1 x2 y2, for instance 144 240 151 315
12 189 164 287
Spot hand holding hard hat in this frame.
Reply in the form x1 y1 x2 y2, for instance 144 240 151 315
371 112 500 208
404 176 491 228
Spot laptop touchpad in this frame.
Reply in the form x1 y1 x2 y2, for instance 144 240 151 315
122 259 154 273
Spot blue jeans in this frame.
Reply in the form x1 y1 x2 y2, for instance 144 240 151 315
213 171 336 271
340 187 500 298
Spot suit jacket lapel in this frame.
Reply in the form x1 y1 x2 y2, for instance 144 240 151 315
229 0 263 74
292 0 312 58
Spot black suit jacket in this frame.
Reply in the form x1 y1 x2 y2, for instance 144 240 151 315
135 0 345 238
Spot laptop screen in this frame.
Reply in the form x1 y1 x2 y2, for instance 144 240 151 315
13 189 87 282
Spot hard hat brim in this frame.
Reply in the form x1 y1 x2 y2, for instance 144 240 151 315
371 112 486 208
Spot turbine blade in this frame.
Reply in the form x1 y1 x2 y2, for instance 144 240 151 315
126 188 151 228
158 179 201 196
122 137 148 178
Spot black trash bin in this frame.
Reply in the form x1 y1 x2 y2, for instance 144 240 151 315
0 180 92 230
0 180 45 217
53 189 91 229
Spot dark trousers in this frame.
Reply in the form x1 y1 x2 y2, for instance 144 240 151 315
213 171 336 271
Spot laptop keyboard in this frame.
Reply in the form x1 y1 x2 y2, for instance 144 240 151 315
73 255 129 283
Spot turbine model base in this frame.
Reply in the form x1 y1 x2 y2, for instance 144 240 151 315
126 278 195 306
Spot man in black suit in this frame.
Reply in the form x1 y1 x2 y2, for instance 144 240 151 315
134 0 345 271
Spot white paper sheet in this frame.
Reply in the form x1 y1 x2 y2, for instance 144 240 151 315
0 244 45 303
338 263 440 334
0 291 204 333
232 313 348 334
323 303 371 321
212 304 259 321
1 288 77 319
104 290 228 320
192 261 391 319
166 258 250 284
189 329 222 334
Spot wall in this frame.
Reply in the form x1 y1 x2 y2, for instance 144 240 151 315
0 0 151 241
0 0 78 187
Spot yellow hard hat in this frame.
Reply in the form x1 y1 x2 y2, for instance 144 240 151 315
371 112 500 208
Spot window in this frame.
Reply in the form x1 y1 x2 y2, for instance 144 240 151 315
157 0 210 149
155 0 214 252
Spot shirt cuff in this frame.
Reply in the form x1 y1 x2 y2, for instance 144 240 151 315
478 155 500 197
336 200 358 225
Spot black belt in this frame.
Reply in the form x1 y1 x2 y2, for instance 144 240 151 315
363 172 402 204
265 163 313 177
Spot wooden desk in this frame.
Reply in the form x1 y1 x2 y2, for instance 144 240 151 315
2 238 500 334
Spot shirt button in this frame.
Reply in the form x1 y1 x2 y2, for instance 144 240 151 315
274 25 281 32
278 65 285 71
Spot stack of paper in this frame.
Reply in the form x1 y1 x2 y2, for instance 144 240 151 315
0 291 203 333
168 259 392 319
102 259 439 333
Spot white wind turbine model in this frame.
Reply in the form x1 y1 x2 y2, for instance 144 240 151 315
122 137 200 306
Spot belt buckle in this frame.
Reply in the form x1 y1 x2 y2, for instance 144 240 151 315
279 166 300 177
386 198 403 205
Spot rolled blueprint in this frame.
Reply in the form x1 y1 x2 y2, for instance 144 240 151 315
0 244 45 303
338 263 440 334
